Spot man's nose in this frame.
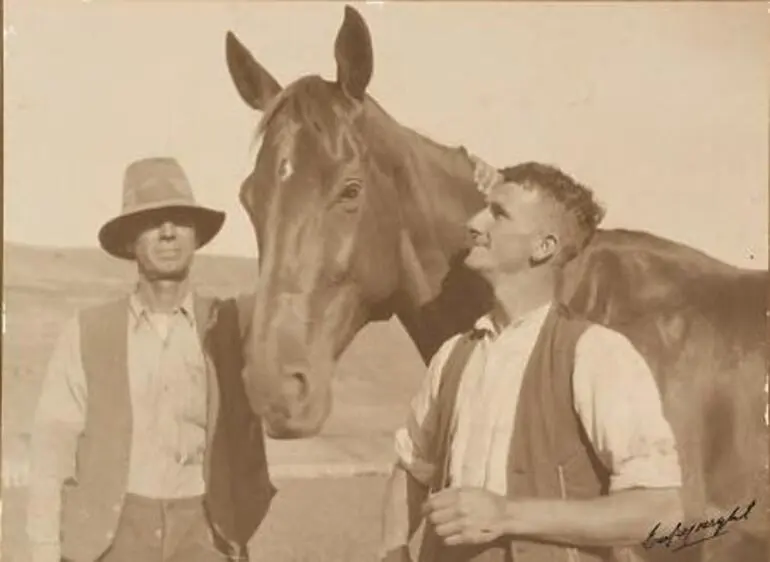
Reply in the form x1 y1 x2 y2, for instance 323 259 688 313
467 224 483 243
466 211 489 239
158 221 177 239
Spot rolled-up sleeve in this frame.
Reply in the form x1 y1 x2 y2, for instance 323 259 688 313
27 316 87 562
572 326 682 493
394 335 462 486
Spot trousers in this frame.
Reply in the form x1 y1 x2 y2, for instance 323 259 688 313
64 494 234 562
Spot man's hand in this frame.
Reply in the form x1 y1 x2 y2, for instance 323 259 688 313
469 154 503 195
422 487 509 546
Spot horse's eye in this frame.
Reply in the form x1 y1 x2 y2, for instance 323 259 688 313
278 159 293 181
340 180 363 201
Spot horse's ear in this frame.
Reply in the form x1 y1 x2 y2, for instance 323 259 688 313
334 6 373 101
226 31 282 111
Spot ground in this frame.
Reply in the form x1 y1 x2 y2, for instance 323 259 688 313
1 242 426 561
2 476 392 562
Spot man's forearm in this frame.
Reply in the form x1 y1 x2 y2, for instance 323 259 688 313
27 422 80 562
380 463 429 556
28 472 64 562
502 488 683 548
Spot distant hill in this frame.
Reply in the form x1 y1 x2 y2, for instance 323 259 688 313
3 242 260 299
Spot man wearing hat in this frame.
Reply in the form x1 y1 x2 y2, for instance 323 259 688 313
26 157 275 562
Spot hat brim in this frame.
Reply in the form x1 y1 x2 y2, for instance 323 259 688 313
98 204 226 260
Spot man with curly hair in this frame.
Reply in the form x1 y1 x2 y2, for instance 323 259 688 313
380 159 684 562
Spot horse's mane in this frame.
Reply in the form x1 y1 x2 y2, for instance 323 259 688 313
362 95 474 180
254 79 757 295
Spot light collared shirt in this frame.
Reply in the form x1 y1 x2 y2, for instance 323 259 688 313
395 302 682 496
27 290 210 562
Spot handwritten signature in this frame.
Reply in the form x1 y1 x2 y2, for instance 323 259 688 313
641 500 756 552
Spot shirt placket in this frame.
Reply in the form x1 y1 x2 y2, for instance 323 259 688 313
160 313 209 498
129 318 170 496
155 315 191 493
145 312 180 495
482 334 527 493
479 343 507 489
453 341 490 487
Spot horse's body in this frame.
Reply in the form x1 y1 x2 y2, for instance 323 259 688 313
558 229 767 561
225 6 767 561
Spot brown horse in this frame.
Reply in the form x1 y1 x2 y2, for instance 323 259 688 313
225 6 767 561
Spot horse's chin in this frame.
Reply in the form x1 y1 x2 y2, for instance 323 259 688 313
262 410 326 439
257 374 333 440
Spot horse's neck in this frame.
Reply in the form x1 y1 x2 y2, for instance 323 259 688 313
363 98 483 244
363 102 493 363
397 257 495 364
399 140 494 362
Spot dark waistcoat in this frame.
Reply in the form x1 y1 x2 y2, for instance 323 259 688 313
60 295 275 561
421 305 617 562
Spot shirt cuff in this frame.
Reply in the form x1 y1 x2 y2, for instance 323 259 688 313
610 452 683 492
29 542 61 562
26 479 64 550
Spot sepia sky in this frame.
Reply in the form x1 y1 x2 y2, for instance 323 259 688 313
4 0 768 268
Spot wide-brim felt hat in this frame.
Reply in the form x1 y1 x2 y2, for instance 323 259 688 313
98 157 226 260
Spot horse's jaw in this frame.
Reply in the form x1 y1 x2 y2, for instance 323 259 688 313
245 365 333 439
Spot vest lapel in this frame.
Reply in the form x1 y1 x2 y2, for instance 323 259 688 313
193 293 215 341
193 293 219 486
62 297 132 561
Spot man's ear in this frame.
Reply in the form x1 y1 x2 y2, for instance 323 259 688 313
530 233 559 265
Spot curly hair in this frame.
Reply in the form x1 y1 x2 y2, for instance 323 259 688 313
499 162 606 263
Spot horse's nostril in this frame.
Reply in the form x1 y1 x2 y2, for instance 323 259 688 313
281 371 310 404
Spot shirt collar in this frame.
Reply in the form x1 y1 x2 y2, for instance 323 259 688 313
472 301 553 339
128 289 196 329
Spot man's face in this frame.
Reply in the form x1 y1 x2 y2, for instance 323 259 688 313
464 182 559 280
130 210 198 281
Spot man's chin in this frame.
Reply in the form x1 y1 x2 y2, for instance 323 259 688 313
463 250 487 272
151 266 191 282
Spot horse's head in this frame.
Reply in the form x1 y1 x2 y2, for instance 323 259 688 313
226 6 482 437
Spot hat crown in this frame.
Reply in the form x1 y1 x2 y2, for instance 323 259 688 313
122 157 196 212
99 156 225 260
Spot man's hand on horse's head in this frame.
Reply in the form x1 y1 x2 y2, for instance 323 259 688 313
470 154 504 195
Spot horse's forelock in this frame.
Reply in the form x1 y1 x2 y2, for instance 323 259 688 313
255 77 357 156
